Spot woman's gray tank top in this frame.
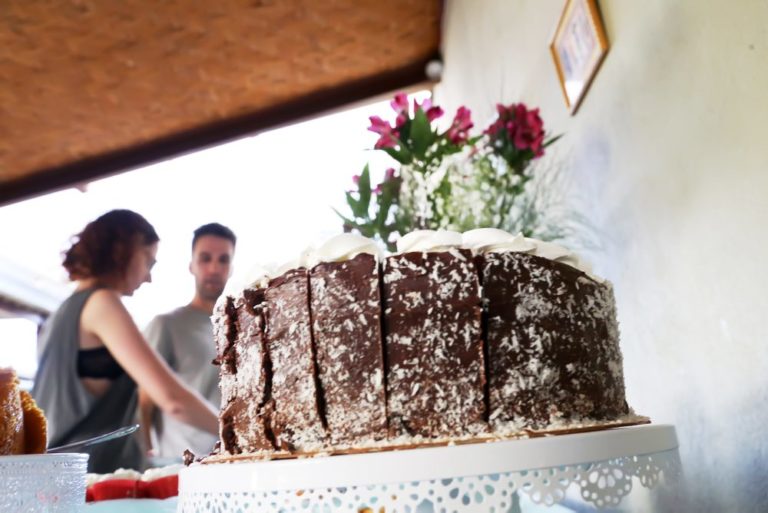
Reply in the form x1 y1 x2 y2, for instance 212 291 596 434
32 288 143 472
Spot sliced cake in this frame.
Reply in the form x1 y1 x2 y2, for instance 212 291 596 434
382 246 486 439
309 253 387 446
215 290 274 454
264 268 326 451
480 250 628 431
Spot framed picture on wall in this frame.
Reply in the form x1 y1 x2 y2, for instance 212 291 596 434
550 0 609 114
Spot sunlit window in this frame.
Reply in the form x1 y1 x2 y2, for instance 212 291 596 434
0 317 39 390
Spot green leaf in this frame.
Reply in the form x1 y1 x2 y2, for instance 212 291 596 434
437 171 451 195
358 224 376 238
466 135 483 146
332 207 356 227
397 119 412 143
382 146 413 165
344 190 359 213
409 108 433 159
395 204 414 235
543 133 563 148
376 175 402 227
358 165 372 214
375 189 393 227
345 191 368 219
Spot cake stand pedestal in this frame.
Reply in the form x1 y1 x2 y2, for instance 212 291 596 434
178 424 680 512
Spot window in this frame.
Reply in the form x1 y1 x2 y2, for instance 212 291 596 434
0 317 39 390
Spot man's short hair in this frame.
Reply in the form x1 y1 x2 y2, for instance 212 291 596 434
192 223 237 250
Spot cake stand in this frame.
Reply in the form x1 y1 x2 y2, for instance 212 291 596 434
178 424 680 512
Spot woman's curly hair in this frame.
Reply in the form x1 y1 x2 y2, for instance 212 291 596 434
62 209 159 281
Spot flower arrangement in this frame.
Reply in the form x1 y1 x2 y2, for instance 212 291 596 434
336 93 561 251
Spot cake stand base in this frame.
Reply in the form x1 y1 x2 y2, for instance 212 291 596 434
179 425 680 512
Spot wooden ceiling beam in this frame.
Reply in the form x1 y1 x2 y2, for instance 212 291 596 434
0 54 440 207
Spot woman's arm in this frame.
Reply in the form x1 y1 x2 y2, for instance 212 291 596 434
137 389 156 455
81 289 218 434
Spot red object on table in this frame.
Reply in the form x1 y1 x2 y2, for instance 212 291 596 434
86 475 179 502
141 475 179 500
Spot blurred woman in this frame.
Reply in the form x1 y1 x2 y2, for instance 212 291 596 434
32 209 218 472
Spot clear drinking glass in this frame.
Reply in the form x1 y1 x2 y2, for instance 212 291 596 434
0 453 88 512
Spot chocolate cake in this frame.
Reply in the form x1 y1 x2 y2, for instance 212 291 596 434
310 253 387 446
209 230 638 461
263 268 326 451
382 249 486 438
214 289 274 454
479 251 626 432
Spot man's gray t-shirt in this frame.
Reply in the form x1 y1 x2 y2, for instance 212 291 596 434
144 305 220 459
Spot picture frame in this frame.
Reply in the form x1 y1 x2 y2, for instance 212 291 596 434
550 0 609 114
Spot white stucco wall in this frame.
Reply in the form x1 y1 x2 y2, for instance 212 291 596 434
437 1 768 511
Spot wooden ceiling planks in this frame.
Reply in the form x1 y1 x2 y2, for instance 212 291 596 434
0 0 442 205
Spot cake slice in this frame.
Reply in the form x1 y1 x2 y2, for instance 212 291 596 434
264 268 326 451
309 253 387 446
212 295 237 404
480 251 628 431
382 249 486 438
216 289 275 454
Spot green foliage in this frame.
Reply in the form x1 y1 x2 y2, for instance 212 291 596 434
335 165 403 251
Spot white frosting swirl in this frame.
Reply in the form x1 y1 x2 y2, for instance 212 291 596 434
462 228 535 253
306 233 382 267
529 239 581 270
274 245 314 276
243 264 274 289
269 235 381 277
527 239 598 279
396 229 462 253
461 228 600 280
240 229 601 283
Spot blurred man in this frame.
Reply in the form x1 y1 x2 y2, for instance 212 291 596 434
139 223 236 462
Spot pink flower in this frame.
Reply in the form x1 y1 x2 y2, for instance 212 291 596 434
372 184 382 195
384 167 396 181
386 94 409 128
414 97 431 113
413 98 444 122
483 103 508 137
352 174 360 185
368 116 392 135
426 105 444 122
484 103 546 156
447 106 473 144
368 116 399 149
509 104 545 155
390 93 409 114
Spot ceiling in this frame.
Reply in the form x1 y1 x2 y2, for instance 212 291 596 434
0 1 442 206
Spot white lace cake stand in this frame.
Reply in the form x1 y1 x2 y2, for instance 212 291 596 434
178 424 680 512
